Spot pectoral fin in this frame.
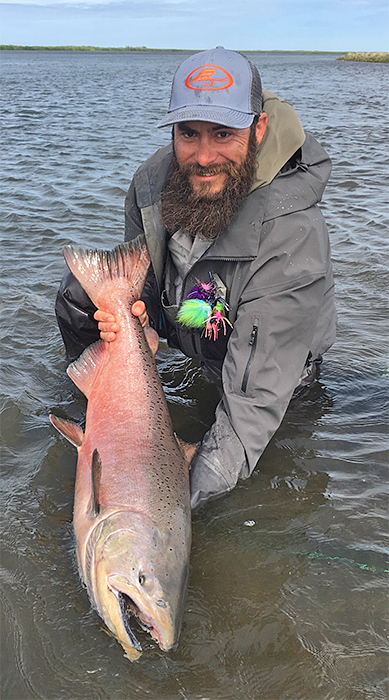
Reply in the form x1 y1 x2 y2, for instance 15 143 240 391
49 414 84 448
91 449 102 517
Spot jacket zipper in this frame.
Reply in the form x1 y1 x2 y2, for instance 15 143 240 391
241 321 259 393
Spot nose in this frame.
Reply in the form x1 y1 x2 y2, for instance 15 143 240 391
195 134 217 167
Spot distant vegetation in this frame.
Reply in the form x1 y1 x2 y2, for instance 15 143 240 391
337 52 389 62
0 45 182 51
3 46 386 60
1 45 343 54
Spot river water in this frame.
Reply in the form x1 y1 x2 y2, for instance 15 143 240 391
1 50 388 700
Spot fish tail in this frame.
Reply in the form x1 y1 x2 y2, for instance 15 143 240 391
62 235 150 307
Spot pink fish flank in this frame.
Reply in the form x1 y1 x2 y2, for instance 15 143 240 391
50 235 191 661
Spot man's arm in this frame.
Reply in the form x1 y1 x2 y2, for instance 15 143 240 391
189 272 327 510
189 196 337 510
55 271 99 362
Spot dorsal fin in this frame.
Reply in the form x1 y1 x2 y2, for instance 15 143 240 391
67 340 108 398
91 449 102 517
49 414 84 448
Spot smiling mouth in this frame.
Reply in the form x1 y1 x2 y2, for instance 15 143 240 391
117 591 157 652
193 171 226 179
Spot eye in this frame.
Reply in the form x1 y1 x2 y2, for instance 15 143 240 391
138 572 154 591
216 130 231 139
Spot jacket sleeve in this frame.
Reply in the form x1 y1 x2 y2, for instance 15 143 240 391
55 271 99 362
190 209 331 510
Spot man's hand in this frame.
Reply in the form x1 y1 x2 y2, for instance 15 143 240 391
94 301 159 356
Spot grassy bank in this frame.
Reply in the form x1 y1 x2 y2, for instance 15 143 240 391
337 52 389 62
0 44 183 52
1 45 342 54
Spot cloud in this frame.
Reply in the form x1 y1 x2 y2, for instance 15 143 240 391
0 0 194 19
0 0 191 8
0 0 387 50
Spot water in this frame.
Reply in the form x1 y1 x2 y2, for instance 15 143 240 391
1 50 388 700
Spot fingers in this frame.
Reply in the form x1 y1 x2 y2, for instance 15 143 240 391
99 331 117 342
132 300 149 328
94 309 119 342
93 303 151 344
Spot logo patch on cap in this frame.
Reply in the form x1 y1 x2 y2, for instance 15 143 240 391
185 64 233 91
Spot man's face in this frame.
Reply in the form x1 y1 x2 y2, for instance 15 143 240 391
173 121 254 197
161 114 267 240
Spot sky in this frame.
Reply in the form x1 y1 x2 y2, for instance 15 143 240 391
0 0 388 52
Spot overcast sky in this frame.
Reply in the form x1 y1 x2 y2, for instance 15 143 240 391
1 0 388 51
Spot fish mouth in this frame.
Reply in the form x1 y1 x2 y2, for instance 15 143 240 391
117 590 158 652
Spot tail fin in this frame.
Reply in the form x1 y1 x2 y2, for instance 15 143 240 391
62 235 150 308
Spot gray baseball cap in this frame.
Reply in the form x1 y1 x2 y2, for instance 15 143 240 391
158 47 263 129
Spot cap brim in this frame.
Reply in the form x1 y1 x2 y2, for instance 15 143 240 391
157 106 255 129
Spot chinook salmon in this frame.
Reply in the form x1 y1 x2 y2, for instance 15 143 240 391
50 235 191 660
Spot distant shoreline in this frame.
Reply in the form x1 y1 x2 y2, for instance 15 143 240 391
337 52 389 62
1 47 387 62
0 45 344 54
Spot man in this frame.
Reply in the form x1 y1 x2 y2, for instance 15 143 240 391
56 47 336 510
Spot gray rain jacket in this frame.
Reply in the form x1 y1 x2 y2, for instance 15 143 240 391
123 91 337 510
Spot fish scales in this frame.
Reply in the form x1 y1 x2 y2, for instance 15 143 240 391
50 235 191 660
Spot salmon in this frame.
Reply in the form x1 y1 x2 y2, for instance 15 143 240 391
50 235 191 660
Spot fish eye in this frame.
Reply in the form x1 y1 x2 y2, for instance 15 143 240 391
138 572 155 591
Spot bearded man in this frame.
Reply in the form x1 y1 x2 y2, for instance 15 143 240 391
56 47 336 510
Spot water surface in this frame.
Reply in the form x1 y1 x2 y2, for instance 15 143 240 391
1 50 388 700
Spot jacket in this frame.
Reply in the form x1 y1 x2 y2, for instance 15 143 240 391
55 91 336 510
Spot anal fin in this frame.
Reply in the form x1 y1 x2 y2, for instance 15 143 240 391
49 414 84 448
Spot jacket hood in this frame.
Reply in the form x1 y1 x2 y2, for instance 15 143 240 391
251 90 306 190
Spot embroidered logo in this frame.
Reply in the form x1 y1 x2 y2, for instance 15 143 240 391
185 64 233 91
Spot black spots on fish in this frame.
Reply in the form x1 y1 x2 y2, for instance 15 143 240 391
90 449 102 517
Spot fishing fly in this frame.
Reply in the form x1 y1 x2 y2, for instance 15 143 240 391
177 273 233 341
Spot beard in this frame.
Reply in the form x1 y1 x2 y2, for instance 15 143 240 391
160 127 258 241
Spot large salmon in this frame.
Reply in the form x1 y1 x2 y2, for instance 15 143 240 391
50 235 191 660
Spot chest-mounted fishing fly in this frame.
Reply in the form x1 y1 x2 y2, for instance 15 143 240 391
177 272 233 341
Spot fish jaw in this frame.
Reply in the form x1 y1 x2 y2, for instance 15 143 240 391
83 511 190 659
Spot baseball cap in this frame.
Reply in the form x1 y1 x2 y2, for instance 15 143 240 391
158 47 263 130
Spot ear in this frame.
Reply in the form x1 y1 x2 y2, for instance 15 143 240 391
255 112 268 146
